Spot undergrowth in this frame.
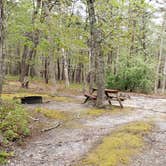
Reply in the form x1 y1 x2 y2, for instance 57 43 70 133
0 101 30 164
35 107 70 120
0 151 14 165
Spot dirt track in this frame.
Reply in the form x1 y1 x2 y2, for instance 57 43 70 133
7 95 166 166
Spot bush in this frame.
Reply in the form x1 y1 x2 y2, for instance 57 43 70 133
0 101 30 141
106 57 155 93
0 151 14 164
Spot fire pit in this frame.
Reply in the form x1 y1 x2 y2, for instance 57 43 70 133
21 96 43 104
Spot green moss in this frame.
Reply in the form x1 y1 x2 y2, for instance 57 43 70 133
35 107 70 120
118 121 152 134
79 121 153 166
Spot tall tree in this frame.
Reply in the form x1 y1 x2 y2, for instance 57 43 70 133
0 0 5 99
86 0 104 107
155 12 166 93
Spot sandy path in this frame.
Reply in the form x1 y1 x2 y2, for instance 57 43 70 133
7 95 166 166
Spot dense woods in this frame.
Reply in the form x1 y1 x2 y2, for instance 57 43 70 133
0 1 166 165
0 0 166 102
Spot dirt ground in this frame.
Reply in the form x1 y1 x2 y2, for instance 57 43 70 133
5 94 166 166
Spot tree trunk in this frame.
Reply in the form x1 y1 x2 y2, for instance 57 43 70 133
57 58 61 80
87 0 104 107
62 48 69 87
162 56 166 93
96 48 105 108
20 45 28 82
49 55 56 85
161 13 166 93
44 56 49 84
0 0 5 99
155 13 166 93
87 0 96 93
19 0 41 85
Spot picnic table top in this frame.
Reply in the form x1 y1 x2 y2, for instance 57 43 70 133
92 88 119 93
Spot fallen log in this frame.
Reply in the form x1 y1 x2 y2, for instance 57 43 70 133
40 122 60 132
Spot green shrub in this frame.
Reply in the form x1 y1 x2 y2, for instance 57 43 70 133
4 130 19 141
106 57 155 93
0 151 14 164
0 101 30 141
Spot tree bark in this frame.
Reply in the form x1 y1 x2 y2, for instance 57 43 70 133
86 0 104 107
62 48 69 87
19 0 41 85
44 56 49 84
161 13 166 93
0 0 5 99
155 13 166 93
20 45 28 83
87 0 96 93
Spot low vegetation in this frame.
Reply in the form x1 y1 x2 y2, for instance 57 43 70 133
0 101 30 164
106 58 155 93
82 106 131 117
0 101 30 141
0 151 14 165
1 92 78 104
35 107 70 121
79 121 153 166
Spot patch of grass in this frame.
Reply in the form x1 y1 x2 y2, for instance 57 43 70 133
0 151 14 165
2 93 49 100
118 121 152 134
35 107 70 120
0 101 30 141
5 75 19 81
79 121 153 166
51 96 77 103
2 93 78 103
84 109 108 116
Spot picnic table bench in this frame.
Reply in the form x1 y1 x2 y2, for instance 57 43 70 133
83 88 124 108
83 93 97 104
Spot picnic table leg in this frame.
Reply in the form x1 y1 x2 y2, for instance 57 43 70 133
116 93 123 108
83 96 89 104
117 97 123 108
108 98 112 105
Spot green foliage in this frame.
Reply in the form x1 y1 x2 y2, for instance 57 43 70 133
3 130 19 141
0 101 30 141
0 151 14 165
106 56 155 93
4 0 161 93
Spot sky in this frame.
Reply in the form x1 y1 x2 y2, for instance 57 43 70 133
74 0 165 25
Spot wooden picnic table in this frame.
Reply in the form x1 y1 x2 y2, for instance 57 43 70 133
83 88 124 108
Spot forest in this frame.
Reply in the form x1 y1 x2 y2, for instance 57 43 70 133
0 0 166 166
